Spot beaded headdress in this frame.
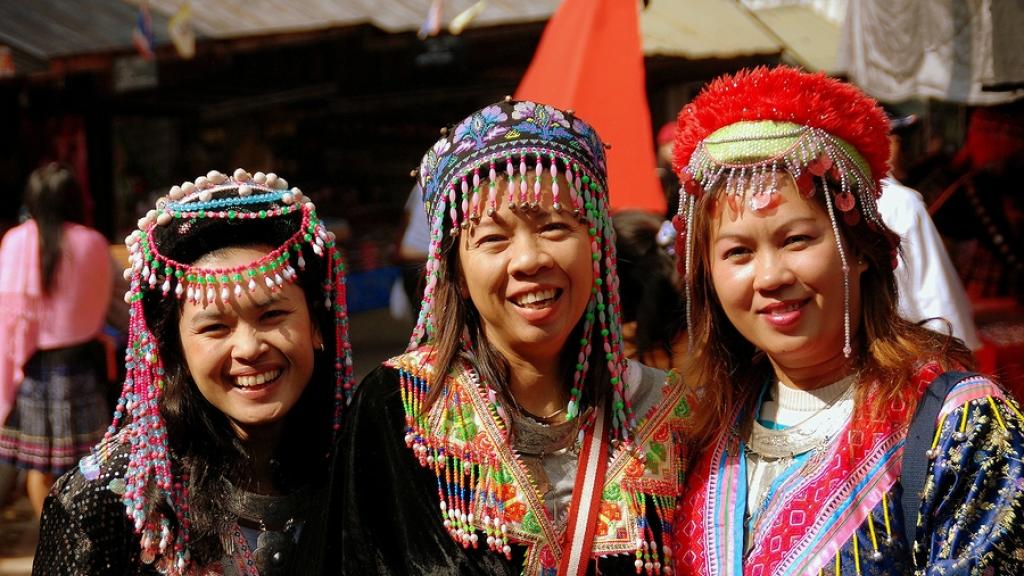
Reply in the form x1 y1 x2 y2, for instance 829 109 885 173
673 67 896 358
413 97 635 438
95 168 353 573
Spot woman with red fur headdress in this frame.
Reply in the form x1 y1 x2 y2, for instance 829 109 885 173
671 67 1024 575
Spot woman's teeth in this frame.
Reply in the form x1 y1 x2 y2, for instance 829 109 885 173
234 369 282 388
512 289 558 308
770 302 802 315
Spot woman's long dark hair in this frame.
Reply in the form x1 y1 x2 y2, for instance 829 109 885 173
24 164 87 294
143 206 336 566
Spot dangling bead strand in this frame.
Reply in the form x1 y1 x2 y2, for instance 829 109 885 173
532 153 543 209
518 154 529 209
487 162 498 217
550 155 561 211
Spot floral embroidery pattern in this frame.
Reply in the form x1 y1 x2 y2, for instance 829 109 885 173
453 105 509 153
572 118 606 172
677 373 1024 576
420 138 453 199
512 101 572 140
415 99 609 235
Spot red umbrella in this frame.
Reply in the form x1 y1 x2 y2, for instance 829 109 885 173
515 0 665 214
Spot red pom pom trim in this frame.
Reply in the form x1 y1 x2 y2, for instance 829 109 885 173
673 67 890 186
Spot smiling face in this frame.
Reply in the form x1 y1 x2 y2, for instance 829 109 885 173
708 175 865 377
457 174 593 366
178 245 319 439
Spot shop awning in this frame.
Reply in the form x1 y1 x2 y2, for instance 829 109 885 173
0 0 172 59
131 0 561 38
750 5 840 73
641 0 781 60
1 0 832 77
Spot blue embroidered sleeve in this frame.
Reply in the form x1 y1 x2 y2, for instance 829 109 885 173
916 380 1024 575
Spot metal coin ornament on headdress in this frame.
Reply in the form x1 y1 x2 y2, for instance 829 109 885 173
411 99 635 440
673 67 897 359
91 168 355 574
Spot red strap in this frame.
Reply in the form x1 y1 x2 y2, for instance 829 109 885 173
558 406 610 576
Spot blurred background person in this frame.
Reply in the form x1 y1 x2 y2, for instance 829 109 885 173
392 182 430 321
656 122 681 219
612 209 691 380
0 163 112 517
878 111 982 351
942 104 1024 301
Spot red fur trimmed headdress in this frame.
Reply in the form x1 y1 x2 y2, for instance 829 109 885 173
673 66 890 184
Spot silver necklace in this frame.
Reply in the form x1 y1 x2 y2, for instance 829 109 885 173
743 374 858 546
509 407 579 499
747 373 858 459
224 480 317 575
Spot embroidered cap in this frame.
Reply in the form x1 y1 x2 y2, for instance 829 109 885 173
418 97 608 231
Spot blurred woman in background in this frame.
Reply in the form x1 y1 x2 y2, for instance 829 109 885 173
0 163 111 516
612 210 689 378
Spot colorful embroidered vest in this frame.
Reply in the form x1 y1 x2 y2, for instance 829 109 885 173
387 349 690 575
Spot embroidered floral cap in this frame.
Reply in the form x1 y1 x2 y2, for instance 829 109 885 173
418 98 608 230
412 98 634 436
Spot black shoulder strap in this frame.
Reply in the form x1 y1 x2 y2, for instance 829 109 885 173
900 370 975 548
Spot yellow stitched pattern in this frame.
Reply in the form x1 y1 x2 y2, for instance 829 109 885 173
1003 397 1024 422
987 397 1008 430
853 532 862 575
930 413 949 451
881 493 893 539
867 512 880 554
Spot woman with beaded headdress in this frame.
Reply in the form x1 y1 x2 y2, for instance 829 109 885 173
670 66 1024 574
33 169 354 575
334 98 689 575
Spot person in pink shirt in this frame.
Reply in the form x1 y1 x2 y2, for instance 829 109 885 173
0 163 112 515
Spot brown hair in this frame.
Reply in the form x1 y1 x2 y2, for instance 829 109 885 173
684 175 974 445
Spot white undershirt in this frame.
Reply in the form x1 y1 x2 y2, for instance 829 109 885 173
758 376 857 427
745 376 857 549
